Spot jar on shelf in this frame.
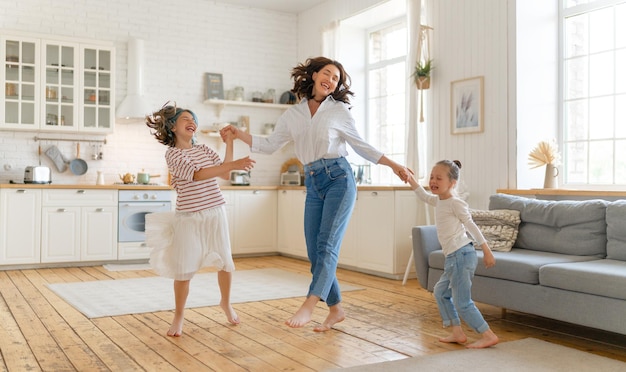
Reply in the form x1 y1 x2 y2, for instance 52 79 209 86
233 86 244 101
263 89 275 103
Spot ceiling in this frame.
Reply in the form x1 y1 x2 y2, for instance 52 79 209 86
214 0 326 14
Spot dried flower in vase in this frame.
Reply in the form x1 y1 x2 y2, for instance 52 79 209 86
528 140 560 169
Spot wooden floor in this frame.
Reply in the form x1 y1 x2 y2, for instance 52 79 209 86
1 255 625 371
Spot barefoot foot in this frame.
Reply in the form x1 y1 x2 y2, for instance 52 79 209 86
466 329 499 349
167 316 184 337
285 307 313 328
313 305 345 332
438 325 467 344
220 301 240 325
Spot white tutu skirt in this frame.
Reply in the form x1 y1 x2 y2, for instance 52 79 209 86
145 205 234 281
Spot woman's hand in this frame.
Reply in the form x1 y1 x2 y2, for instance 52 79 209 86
232 156 256 172
220 125 238 142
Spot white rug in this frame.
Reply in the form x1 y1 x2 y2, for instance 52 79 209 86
102 263 152 271
47 268 362 318
333 338 626 372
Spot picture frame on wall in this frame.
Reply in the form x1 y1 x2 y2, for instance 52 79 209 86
205 72 224 100
450 76 483 134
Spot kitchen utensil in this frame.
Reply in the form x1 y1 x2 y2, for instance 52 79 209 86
69 143 88 175
96 171 105 185
119 173 136 184
44 145 68 172
137 171 150 184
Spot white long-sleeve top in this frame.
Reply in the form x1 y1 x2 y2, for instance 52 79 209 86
413 184 487 256
250 96 383 165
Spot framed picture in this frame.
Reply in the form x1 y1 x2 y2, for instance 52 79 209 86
205 72 224 99
450 76 484 134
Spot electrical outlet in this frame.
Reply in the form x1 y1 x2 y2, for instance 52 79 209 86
3 164 12 171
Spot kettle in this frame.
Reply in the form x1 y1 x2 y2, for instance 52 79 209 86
119 173 136 184
230 171 250 186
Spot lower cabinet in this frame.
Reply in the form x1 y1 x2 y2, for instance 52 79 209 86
225 189 277 255
0 188 42 265
276 189 307 258
41 189 118 263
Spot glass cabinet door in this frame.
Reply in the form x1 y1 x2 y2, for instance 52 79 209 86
2 37 39 129
82 46 114 132
43 42 78 130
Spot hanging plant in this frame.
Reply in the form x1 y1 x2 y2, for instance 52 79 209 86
413 59 433 90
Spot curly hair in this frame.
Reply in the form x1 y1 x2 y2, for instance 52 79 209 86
290 56 354 104
145 102 198 147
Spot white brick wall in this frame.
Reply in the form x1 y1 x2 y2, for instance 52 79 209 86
0 0 298 186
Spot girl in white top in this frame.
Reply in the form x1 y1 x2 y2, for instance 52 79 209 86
407 160 499 348
145 103 255 337
221 57 410 332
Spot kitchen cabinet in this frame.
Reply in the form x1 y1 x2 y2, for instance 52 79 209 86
276 189 307 258
1 33 115 133
228 188 277 255
339 190 395 272
0 188 42 265
41 189 117 263
335 189 420 279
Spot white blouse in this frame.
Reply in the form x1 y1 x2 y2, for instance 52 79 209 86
250 97 383 165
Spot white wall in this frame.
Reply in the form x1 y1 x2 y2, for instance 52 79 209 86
0 0 298 186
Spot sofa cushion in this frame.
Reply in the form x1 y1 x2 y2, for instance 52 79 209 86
540 259 626 300
428 248 597 284
489 194 607 256
606 200 626 261
470 209 521 252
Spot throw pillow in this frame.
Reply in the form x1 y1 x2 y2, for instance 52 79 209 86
469 209 521 252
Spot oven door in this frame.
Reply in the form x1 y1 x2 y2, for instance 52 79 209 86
118 201 171 242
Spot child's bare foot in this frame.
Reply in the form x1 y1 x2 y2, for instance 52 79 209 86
220 301 240 325
314 304 345 332
439 325 467 344
167 315 184 337
466 329 499 349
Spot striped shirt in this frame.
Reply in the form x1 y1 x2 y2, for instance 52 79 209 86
166 144 225 212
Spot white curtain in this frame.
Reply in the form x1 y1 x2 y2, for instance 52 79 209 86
322 20 340 59
405 0 422 176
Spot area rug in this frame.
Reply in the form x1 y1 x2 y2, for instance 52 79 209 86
333 338 626 371
47 268 362 318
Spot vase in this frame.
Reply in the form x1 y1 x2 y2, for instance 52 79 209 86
543 164 559 189
415 76 430 90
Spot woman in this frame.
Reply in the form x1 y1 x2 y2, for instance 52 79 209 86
221 57 409 332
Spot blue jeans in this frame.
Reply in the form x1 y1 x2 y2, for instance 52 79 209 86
303 157 356 307
433 243 489 334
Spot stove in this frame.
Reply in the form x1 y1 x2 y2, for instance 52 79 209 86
118 189 173 242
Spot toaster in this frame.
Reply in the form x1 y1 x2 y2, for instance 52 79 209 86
24 166 52 184
280 171 301 186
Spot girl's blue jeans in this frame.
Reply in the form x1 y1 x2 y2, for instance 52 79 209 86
433 243 489 334
303 157 356 307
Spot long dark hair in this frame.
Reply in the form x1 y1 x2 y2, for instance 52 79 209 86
290 56 354 104
146 102 198 147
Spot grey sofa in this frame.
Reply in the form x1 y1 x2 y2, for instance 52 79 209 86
412 193 626 335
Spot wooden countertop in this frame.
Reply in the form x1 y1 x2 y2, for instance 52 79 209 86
0 183 413 191
497 189 626 197
0 183 173 190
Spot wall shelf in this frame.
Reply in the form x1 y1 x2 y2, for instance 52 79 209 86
203 98 292 117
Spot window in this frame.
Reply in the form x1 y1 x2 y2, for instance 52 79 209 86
366 20 408 185
562 0 626 185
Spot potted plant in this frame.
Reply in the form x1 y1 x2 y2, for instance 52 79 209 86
413 59 433 90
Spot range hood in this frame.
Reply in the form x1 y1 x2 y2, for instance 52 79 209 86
116 37 151 121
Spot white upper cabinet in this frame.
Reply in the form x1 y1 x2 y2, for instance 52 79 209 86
1 33 115 133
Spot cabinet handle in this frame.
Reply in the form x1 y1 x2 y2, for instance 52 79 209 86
371 191 378 196
253 190 260 195
77 190 86 194
17 189 26 193
96 208 104 212
57 208 67 212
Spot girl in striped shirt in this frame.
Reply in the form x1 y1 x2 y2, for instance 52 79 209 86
145 103 255 337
